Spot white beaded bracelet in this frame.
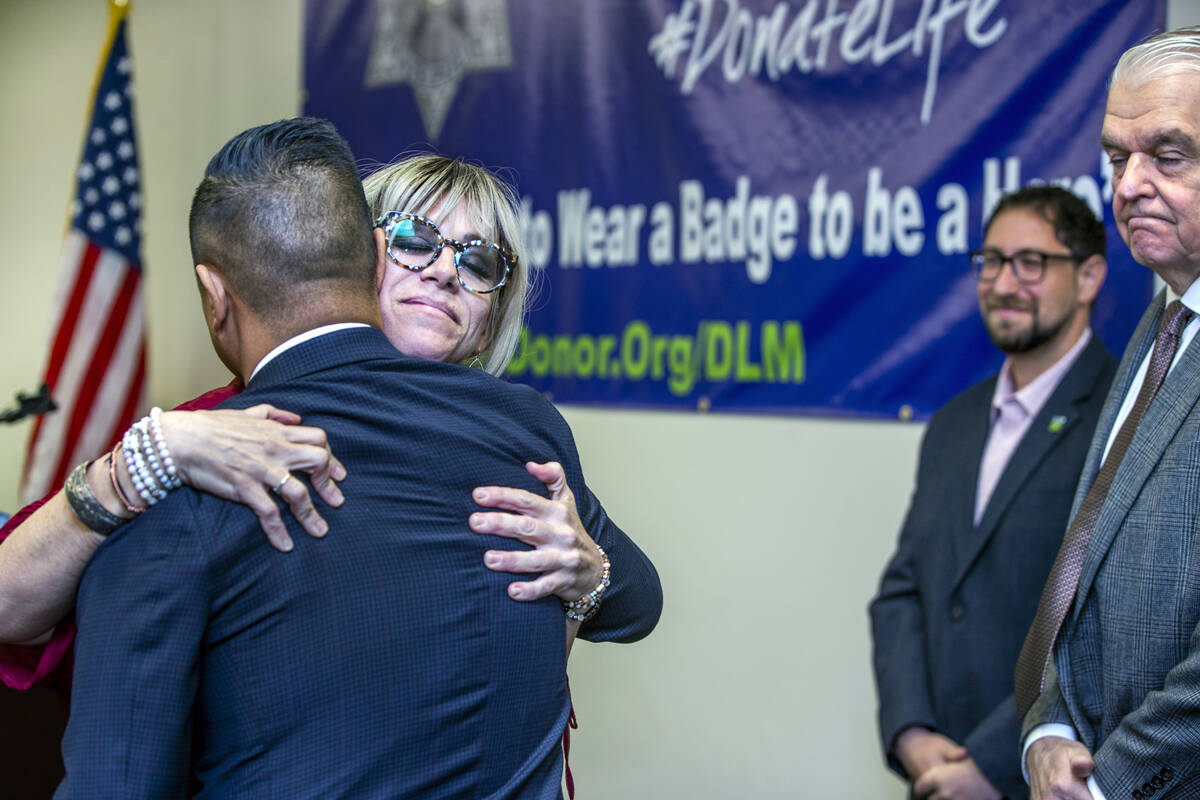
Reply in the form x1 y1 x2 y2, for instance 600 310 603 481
148 407 181 490
123 419 166 505
138 417 171 494
120 407 184 505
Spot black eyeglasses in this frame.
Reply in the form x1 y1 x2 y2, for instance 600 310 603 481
375 211 515 294
968 248 1080 285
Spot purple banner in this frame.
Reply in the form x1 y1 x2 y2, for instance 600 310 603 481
305 0 1163 418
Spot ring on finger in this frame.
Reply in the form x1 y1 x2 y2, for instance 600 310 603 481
271 473 292 496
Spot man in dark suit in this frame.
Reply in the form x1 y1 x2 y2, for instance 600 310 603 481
1020 27 1200 800
871 186 1114 800
54 118 660 798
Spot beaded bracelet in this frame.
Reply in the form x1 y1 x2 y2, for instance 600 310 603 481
148 407 181 490
563 545 611 622
120 407 184 506
123 423 166 505
138 417 170 495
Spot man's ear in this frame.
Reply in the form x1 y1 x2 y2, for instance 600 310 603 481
195 263 231 332
1076 254 1108 306
374 227 388 292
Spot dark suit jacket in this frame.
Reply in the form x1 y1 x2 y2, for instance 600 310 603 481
871 335 1115 800
1026 291 1200 798
56 327 662 799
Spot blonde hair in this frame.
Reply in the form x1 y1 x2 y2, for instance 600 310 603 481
1112 26 1200 88
362 154 529 376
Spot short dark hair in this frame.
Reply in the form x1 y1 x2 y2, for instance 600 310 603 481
985 185 1107 261
188 117 376 316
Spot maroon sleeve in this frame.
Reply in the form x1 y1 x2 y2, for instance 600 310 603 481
0 379 243 693
0 496 64 692
171 379 242 412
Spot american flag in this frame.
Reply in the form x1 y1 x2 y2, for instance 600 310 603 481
20 2 145 504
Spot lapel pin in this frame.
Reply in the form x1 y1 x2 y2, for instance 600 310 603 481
1048 415 1067 433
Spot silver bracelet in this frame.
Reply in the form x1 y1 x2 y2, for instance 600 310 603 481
563 545 611 622
64 461 125 535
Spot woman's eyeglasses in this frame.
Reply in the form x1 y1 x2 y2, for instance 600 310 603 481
375 211 514 294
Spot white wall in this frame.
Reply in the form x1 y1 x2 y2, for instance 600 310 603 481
2 1 1197 797
562 408 917 797
0 0 302 507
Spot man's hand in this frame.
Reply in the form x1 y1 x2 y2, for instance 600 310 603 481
913 757 1001 800
895 727 967 780
1026 735 1094 800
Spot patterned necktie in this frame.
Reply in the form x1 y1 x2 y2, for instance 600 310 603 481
1014 300 1194 718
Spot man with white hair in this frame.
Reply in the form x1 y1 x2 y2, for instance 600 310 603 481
1017 26 1200 800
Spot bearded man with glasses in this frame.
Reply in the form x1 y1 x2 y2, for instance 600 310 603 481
871 185 1114 800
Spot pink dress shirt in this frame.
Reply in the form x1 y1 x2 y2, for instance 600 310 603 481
974 329 1093 525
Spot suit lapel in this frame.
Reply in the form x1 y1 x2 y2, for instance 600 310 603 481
948 387 994 571
1073 292 1164 505
953 338 1109 587
1074 292 1200 611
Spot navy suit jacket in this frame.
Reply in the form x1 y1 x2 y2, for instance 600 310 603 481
57 327 661 799
870 336 1114 799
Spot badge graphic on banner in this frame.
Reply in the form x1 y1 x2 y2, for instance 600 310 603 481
308 0 1163 419
364 0 512 142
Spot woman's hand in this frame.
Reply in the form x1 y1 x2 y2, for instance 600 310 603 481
160 405 346 551
469 461 604 603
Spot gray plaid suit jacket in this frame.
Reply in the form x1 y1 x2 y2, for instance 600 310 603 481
1025 289 1200 799
56 327 662 799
